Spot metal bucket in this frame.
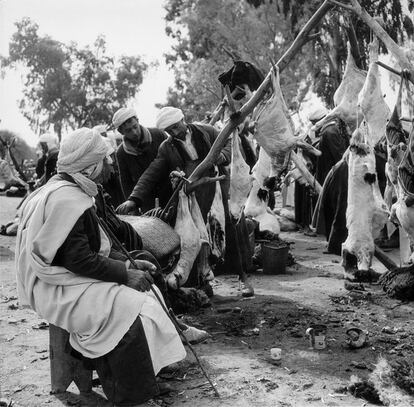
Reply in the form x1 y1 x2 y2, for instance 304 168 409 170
262 243 289 274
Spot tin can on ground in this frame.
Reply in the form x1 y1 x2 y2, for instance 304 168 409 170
270 347 282 361
306 324 327 350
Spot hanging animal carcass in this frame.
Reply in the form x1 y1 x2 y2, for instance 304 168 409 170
206 177 226 263
342 126 389 280
166 190 202 289
313 42 367 133
229 130 253 220
190 193 214 283
244 148 281 234
391 121 414 262
357 38 391 146
253 67 321 183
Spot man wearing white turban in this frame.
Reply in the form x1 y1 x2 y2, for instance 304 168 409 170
15 127 186 405
112 107 169 214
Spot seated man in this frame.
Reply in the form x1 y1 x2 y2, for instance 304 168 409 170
15 128 186 406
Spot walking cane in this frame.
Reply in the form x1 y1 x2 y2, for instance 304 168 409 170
99 218 220 398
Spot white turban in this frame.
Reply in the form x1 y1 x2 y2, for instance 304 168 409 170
112 108 137 129
308 106 328 122
38 133 59 149
57 128 109 196
155 107 184 130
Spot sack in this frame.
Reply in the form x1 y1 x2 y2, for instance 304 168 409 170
119 215 180 259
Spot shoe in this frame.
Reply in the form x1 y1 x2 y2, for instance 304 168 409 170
181 326 210 344
240 281 254 297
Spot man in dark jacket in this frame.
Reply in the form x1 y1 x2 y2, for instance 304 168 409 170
118 106 254 297
113 108 169 213
311 109 350 185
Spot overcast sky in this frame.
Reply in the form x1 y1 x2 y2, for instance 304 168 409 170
0 0 174 145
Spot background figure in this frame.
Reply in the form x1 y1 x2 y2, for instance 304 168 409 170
93 125 125 208
35 132 59 186
309 107 350 185
113 108 169 214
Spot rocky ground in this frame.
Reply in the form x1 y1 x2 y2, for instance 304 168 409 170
1 195 413 407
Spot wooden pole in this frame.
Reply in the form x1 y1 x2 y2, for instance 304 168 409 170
188 0 334 184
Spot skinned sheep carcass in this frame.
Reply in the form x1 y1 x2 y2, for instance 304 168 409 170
391 122 414 262
357 38 391 146
189 193 214 283
166 189 201 289
313 42 367 133
342 125 389 281
229 130 253 220
244 147 281 235
385 78 409 195
253 68 321 182
206 179 226 263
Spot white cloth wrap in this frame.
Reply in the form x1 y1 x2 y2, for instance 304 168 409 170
38 133 59 150
155 106 184 130
112 107 137 129
16 178 186 366
57 128 108 197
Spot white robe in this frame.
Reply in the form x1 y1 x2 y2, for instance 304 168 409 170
16 178 185 372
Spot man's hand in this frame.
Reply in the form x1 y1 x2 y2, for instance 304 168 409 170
116 200 137 215
125 259 157 274
169 170 186 189
126 269 154 292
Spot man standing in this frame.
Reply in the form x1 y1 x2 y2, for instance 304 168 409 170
113 108 169 213
35 132 60 186
309 107 350 185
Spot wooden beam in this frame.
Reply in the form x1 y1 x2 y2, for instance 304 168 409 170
188 0 334 184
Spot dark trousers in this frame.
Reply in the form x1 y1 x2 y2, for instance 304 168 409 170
91 316 159 406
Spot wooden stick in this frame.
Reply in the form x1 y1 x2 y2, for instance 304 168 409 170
374 245 398 271
224 85 237 115
188 0 334 185
208 100 227 126
375 60 401 77
291 151 322 194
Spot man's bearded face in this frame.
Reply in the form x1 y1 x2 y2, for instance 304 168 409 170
165 120 187 141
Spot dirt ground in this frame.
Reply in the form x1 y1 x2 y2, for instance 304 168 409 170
1 195 413 407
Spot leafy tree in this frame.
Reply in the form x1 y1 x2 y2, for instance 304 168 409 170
2 18 148 138
163 0 413 116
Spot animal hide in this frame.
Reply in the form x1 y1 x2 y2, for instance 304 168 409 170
357 38 391 146
229 131 253 220
314 42 367 133
342 126 389 276
190 194 214 282
206 180 226 262
254 69 298 180
166 190 201 289
391 123 414 262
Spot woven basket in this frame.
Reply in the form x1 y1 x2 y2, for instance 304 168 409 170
119 215 180 258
